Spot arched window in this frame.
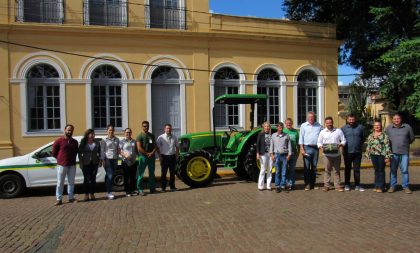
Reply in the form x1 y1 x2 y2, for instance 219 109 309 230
91 65 122 129
151 66 181 137
214 67 240 128
27 64 61 131
297 70 318 125
257 68 280 125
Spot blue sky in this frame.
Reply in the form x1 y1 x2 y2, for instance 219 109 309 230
209 0 358 85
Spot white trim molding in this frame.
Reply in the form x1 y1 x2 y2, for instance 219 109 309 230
13 55 69 136
141 55 192 135
252 64 287 126
210 62 246 130
294 65 325 125
80 55 132 130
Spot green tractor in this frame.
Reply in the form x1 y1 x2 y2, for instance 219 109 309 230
176 94 275 187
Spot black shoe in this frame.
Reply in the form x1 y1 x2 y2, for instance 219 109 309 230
161 188 166 193
150 189 156 194
170 188 177 192
275 187 281 193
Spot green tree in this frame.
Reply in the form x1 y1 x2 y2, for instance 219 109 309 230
283 0 420 118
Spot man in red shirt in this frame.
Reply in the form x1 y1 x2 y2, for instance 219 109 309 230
52 124 79 205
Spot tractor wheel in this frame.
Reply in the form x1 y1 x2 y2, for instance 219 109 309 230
244 144 276 182
244 144 259 182
177 151 216 187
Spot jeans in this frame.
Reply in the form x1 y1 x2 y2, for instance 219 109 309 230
137 156 156 191
343 152 362 186
370 155 386 190
258 153 273 189
104 159 117 194
286 154 297 187
160 155 177 190
274 153 288 188
123 161 138 194
81 164 98 194
303 146 319 188
56 165 76 201
390 154 410 189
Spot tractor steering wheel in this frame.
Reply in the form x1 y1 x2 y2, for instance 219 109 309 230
228 126 238 132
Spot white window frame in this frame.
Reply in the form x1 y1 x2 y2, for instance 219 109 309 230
294 66 325 126
210 63 246 131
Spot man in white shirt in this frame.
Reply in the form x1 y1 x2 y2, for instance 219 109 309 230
156 124 179 192
317 116 346 192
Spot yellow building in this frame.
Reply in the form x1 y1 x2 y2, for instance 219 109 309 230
0 0 340 158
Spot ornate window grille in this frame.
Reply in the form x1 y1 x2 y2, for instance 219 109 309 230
16 0 64 24
257 68 280 125
297 70 318 125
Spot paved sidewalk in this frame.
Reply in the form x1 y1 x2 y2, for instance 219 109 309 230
0 167 419 252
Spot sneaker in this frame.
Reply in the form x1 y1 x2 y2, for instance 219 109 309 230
355 186 365 192
139 191 146 196
376 189 383 193
323 186 329 192
275 187 281 193
107 193 115 200
54 200 62 206
125 193 132 197
344 185 350 191
335 187 344 192
280 186 286 191
404 188 413 194
68 198 78 203
304 185 311 191
388 187 395 193
258 188 264 191
131 191 139 196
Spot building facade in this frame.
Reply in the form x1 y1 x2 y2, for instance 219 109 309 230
0 0 340 158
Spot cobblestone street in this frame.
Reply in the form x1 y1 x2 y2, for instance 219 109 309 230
1 167 420 253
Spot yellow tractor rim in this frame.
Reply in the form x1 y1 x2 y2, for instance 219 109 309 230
257 158 276 173
187 156 212 182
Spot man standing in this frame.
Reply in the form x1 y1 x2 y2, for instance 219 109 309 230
283 118 299 190
317 117 346 192
270 122 292 193
136 121 157 195
299 112 323 191
52 124 79 206
385 113 415 194
156 123 179 192
341 114 366 191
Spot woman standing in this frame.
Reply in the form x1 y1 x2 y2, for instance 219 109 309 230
119 128 138 197
366 120 392 193
256 121 273 191
78 129 101 201
101 125 120 200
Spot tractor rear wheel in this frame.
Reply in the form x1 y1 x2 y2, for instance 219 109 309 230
177 151 216 187
244 144 276 182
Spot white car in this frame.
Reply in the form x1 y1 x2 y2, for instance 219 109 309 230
0 136 125 198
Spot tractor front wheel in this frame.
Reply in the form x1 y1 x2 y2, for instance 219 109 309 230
177 151 216 187
244 144 276 182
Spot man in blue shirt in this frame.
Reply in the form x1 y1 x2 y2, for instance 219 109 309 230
299 112 323 191
341 114 366 191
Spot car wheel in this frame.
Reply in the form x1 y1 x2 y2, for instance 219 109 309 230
177 151 216 187
111 170 125 192
0 174 25 199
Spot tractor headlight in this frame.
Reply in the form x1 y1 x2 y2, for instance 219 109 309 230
180 139 190 152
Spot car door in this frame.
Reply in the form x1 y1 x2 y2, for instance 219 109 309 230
27 144 58 186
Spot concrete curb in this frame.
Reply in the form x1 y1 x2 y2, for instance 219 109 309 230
216 160 420 177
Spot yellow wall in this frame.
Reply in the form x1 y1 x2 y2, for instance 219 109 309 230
0 0 340 157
